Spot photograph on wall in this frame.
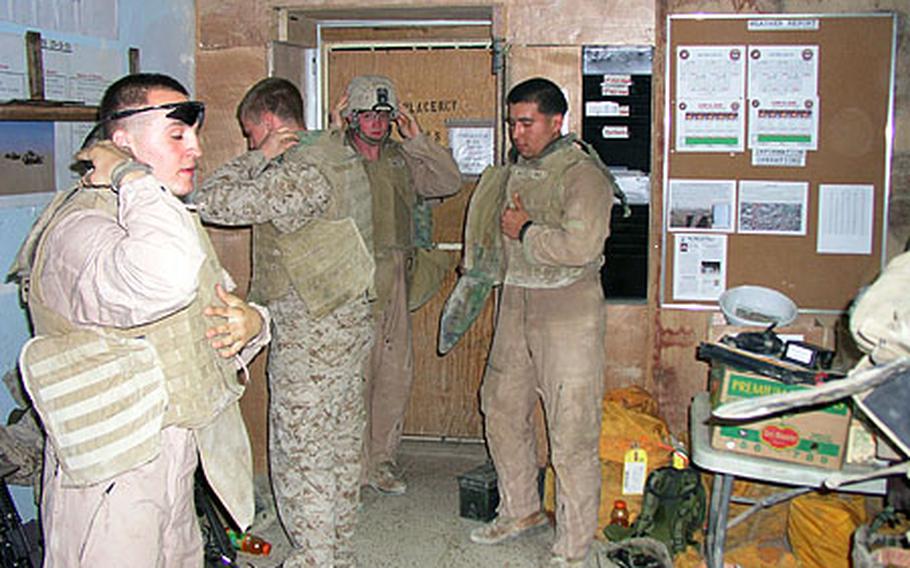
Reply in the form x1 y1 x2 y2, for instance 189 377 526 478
672 233 727 301
668 178 736 232
747 45 819 151
675 45 746 152
737 180 808 235
0 122 55 195
817 183 874 255
54 121 95 189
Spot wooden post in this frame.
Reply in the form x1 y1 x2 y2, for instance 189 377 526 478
128 47 140 74
25 31 43 100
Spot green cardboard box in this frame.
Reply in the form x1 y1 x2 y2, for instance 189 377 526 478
710 368 851 470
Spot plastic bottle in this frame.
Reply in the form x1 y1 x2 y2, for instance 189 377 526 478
226 529 272 556
609 499 630 527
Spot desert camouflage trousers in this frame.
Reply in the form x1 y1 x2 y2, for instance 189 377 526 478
267 292 373 567
363 251 414 474
481 273 606 561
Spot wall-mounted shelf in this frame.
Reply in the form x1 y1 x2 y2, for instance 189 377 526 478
0 101 98 121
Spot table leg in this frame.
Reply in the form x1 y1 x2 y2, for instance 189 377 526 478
705 472 734 568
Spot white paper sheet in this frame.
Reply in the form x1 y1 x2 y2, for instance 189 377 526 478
747 46 820 151
1 0 117 39
673 233 728 301
0 30 26 101
816 184 874 255
675 46 746 152
448 125 493 177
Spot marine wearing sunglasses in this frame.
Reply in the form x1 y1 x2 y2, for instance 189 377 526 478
81 89 205 197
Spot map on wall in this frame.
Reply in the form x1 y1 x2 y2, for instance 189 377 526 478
0 0 118 40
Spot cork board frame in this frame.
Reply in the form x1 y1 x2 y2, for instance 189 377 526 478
661 13 897 312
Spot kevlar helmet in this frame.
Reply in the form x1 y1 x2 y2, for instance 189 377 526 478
343 75 399 119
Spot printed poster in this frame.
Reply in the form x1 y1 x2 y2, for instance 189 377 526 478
747 46 820 151
675 45 746 152
673 233 728 301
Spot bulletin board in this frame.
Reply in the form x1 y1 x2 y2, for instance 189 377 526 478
661 13 897 312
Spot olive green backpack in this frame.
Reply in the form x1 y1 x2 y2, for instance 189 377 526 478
603 466 706 556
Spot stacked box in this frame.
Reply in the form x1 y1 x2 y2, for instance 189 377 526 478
710 368 851 470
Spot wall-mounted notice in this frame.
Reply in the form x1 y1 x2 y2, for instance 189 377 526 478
665 13 895 311
602 125 629 139
668 178 736 232
601 74 631 96
751 148 806 167
0 31 26 101
747 19 819 32
747 45 819 151
42 37 124 104
675 45 746 152
584 100 629 117
0 0 119 40
737 180 808 235
817 183 874 255
447 123 494 176
673 233 727 301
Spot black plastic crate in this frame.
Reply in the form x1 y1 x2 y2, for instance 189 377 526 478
457 462 547 522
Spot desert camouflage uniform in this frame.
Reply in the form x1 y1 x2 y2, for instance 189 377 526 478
360 133 461 475
196 142 373 567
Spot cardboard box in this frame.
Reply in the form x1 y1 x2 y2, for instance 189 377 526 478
710 368 851 470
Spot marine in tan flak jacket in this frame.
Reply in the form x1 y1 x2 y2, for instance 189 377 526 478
9 73 269 567
441 77 617 567
339 75 462 496
194 77 374 567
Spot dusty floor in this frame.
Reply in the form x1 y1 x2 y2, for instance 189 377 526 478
232 439 557 568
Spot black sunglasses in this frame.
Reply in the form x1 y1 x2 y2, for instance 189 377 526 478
80 101 206 151
102 100 206 128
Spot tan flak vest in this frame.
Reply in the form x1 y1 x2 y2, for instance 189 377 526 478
249 130 375 319
15 188 254 527
502 143 604 288
367 141 414 254
364 141 415 308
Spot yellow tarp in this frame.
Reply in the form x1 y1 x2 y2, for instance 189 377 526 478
545 386 673 534
788 493 867 568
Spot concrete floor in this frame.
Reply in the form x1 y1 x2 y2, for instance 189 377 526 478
232 439 557 568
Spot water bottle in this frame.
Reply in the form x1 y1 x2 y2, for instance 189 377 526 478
226 529 272 556
609 499 630 527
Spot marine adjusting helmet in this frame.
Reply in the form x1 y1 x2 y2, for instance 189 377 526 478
343 75 399 120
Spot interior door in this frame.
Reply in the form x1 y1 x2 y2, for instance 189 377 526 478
327 43 496 438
